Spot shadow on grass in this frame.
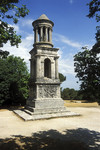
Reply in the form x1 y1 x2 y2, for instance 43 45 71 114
0 105 24 111
0 128 100 150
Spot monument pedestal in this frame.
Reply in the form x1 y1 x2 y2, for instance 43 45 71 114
14 80 80 121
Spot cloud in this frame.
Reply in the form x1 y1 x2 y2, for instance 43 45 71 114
59 58 75 75
61 36 82 48
2 33 34 70
9 24 20 33
12 24 20 32
69 0 73 4
53 33 82 48
20 19 33 27
58 48 75 75
58 49 80 90
2 19 34 71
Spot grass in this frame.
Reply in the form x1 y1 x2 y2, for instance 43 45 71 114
64 101 99 107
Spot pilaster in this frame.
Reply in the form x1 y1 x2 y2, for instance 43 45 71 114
55 57 59 79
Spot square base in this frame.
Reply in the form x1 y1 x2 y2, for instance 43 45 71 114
14 109 80 121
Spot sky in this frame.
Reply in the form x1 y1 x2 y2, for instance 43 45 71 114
2 0 99 90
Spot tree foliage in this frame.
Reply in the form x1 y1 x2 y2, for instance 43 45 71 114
61 88 81 100
74 45 100 102
0 0 29 47
87 0 100 22
73 0 100 102
0 50 29 106
87 0 100 41
59 73 66 83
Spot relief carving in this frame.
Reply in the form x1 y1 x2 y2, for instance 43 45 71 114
39 85 57 98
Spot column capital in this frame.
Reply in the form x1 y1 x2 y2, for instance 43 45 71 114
35 54 41 57
54 56 59 59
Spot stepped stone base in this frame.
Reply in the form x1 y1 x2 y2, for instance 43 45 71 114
13 108 80 121
14 98 80 121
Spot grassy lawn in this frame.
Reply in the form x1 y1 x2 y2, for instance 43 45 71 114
64 100 99 107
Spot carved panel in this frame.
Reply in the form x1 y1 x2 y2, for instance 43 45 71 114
38 85 58 98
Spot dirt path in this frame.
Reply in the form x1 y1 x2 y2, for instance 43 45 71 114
0 107 100 150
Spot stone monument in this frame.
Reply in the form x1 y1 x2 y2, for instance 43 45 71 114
14 14 79 120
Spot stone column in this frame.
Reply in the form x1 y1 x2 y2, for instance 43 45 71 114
32 60 36 78
34 30 36 43
50 29 52 43
49 28 52 43
40 26 43 42
45 27 48 42
36 28 38 42
55 57 59 79
41 61 44 77
51 61 55 79
36 55 40 78
30 59 35 78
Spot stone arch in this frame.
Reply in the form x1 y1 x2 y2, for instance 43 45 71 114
44 58 51 78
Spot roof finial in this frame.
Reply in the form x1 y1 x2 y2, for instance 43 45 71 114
38 14 49 20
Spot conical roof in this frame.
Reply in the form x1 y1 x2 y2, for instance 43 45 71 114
38 14 49 20
32 14 54 27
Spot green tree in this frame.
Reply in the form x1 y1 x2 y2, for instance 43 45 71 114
87 0 100 41
73 0 100 102
87 0 100 22
0 0 29 47
0 51 29 106
61 88 78 100
59 73 66 83
74 45 100 102
59 73 66 98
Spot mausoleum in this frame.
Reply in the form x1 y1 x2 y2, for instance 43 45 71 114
14 14 79 120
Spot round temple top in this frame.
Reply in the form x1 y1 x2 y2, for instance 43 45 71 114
32 14 54 48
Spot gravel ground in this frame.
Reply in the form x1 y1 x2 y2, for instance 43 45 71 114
0 107 100 150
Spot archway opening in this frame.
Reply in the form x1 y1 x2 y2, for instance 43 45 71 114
44 58 51 78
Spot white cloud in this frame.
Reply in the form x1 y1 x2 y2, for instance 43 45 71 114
12 24 20 32
20 19 33 27
21 34 34 48
61 36 82 48
9 24 20 33
2 33 34 71
59 59 75 75
58 49 75 75
53 33 81 89
58 51 80 90
53 33 82 48
69 0 73 4
57 45 80 89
